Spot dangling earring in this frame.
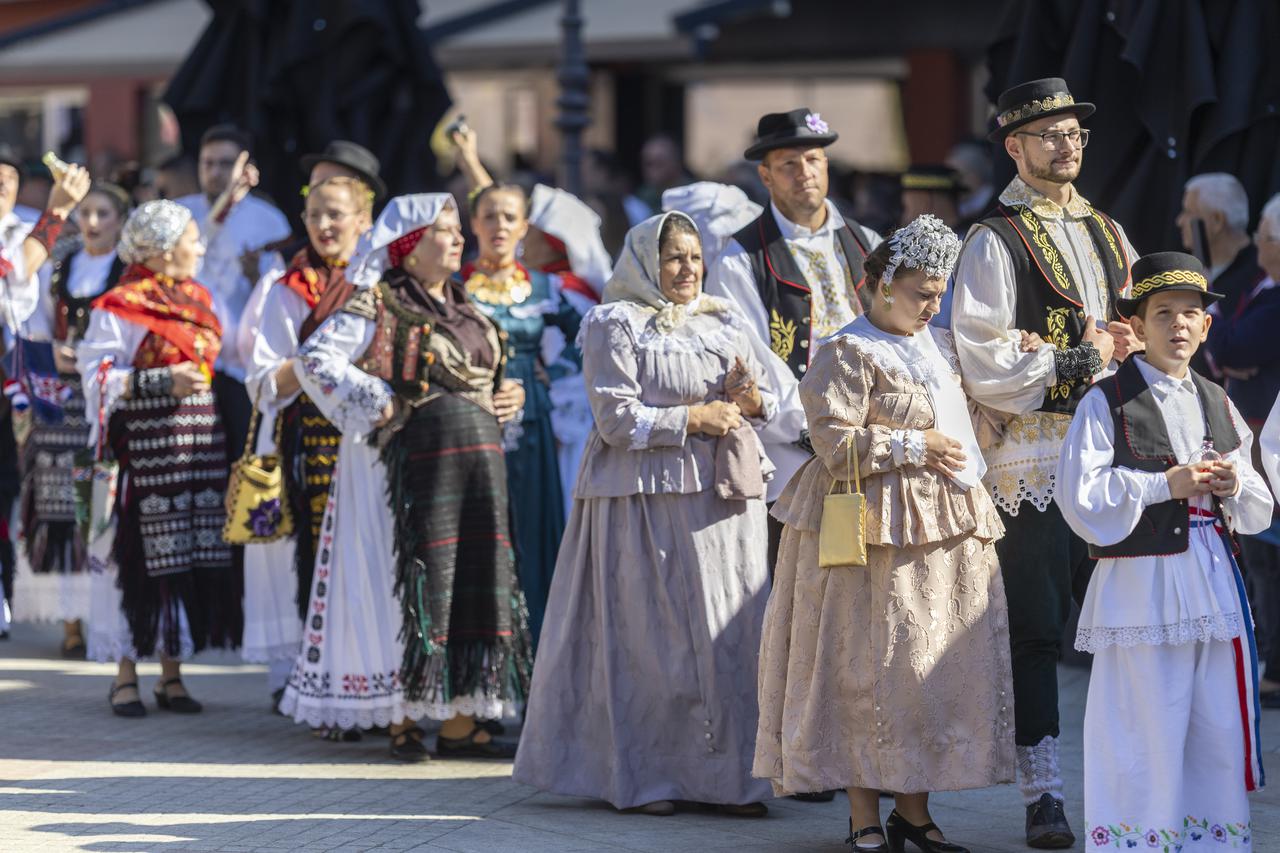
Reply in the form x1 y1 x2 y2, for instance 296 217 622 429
881 284 894 305
405 255 417 268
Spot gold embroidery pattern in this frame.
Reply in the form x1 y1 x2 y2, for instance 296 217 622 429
997 93 1076 128
1130 269 1208 299
1015 205 1075 298
1089 209 1125 271
1045 307 1074 401
769 309 797 363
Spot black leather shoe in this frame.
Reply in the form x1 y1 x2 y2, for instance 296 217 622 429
793 790 837 802
153 677 203 713
436 726 518 759
109 681 146 718
389 726 430 762
885 809 968 852
847 819 888 852
1025 793 1075 849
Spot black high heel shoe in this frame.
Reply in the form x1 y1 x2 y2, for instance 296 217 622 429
884 809 969 853
847 818 889 852
153 677 203 713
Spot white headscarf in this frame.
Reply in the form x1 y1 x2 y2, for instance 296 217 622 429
528 183 613 295
602 211 732 333
347 193 457 288
661 181 762 266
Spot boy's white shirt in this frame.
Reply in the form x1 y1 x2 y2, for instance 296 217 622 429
1055 355 1274 653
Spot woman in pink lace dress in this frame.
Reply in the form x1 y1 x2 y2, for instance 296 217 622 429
754 216 1016 853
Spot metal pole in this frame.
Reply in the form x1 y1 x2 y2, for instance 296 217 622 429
555 0 589 196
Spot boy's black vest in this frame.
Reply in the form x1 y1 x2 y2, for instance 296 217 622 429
1089 357 1241 559
732 209 873 380
978 201 1131 415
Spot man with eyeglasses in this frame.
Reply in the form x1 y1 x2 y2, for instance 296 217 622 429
950 78 1139 850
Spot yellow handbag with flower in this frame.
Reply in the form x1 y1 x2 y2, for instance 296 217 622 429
222 401 293 544
818 437 867 568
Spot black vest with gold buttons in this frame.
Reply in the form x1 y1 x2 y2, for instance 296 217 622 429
1089 358 1241 559
732 209 873 380
979 201 1130 415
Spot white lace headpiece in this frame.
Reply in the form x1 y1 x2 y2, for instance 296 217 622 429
880 214 962 286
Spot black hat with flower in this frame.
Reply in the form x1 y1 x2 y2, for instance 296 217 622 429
744 108 838 161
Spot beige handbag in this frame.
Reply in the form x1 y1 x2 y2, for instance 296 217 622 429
222 400 293 544
818 437 868 568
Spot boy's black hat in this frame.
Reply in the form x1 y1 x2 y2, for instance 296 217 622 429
1116 251 1224 319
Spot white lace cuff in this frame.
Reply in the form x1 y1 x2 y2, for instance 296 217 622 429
630 405 657 451
890 428 927 468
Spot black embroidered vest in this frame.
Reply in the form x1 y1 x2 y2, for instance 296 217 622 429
979 201 1130 415
732 209 873 380
49 250 125 344
1089 358 1241 559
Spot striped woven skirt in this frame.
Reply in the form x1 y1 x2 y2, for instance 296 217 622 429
381 392 532 708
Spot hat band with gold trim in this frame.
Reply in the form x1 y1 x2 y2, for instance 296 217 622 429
997 92 1077 128
1130 269 1209 299
901 174 958 191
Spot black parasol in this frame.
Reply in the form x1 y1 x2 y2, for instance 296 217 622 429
986 0 1280 254
164 0 452 229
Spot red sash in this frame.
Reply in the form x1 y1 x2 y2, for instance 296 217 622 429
91 264 222 371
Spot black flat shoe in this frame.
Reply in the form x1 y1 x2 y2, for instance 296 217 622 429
1025 793 1075 849
792 790 837 802
436 726 518 759
477 717 505 736
271 687 285 715
885 809 968 852
848 819 888 852
153 677 203 714
389 726 430 763
61 638 87 660
109 681 146 718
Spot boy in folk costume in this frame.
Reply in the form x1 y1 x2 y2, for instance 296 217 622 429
1055 252 1273 851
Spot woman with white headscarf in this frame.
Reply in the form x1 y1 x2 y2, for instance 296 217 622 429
279 194 532 762
514 211 776 816
77 199 239 717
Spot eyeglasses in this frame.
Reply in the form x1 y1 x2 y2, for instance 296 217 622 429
1014 128 1091 151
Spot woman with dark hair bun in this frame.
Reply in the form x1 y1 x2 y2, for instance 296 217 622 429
515 212 776 817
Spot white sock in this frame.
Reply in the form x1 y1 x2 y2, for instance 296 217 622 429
267 659 293 692
1016 735 1064 805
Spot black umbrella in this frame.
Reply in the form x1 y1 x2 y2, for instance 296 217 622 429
164 0 453 229
986 0 1280 254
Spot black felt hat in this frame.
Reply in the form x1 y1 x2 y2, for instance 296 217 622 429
900 165 963 194
987 77 1095 142
300 139 386 200
743 108 839 161
1116 251 1224 319
0 143 22 174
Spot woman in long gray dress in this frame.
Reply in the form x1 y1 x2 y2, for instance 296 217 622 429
513 211 776 816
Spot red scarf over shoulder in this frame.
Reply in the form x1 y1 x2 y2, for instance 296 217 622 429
281 245 356 343
91 264 222 371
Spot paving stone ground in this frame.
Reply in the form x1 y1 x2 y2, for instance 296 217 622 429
3 621 1280 852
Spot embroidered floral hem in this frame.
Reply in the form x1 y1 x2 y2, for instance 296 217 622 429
1089 818 1250 850
1075 613 1242 654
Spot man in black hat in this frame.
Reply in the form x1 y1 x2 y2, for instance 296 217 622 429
706 108 882 569
899 165 963 232
950 78 1140 848
0 143 91 329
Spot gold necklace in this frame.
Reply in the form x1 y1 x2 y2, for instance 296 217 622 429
465 266 532 306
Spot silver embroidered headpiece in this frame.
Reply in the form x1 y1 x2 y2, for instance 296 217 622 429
118 199 193 265
880 214 962 286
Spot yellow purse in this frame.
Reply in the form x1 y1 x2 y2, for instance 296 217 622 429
818 437 868 568
222 402 293 544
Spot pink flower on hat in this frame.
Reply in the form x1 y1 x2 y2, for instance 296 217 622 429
805 113 829 134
